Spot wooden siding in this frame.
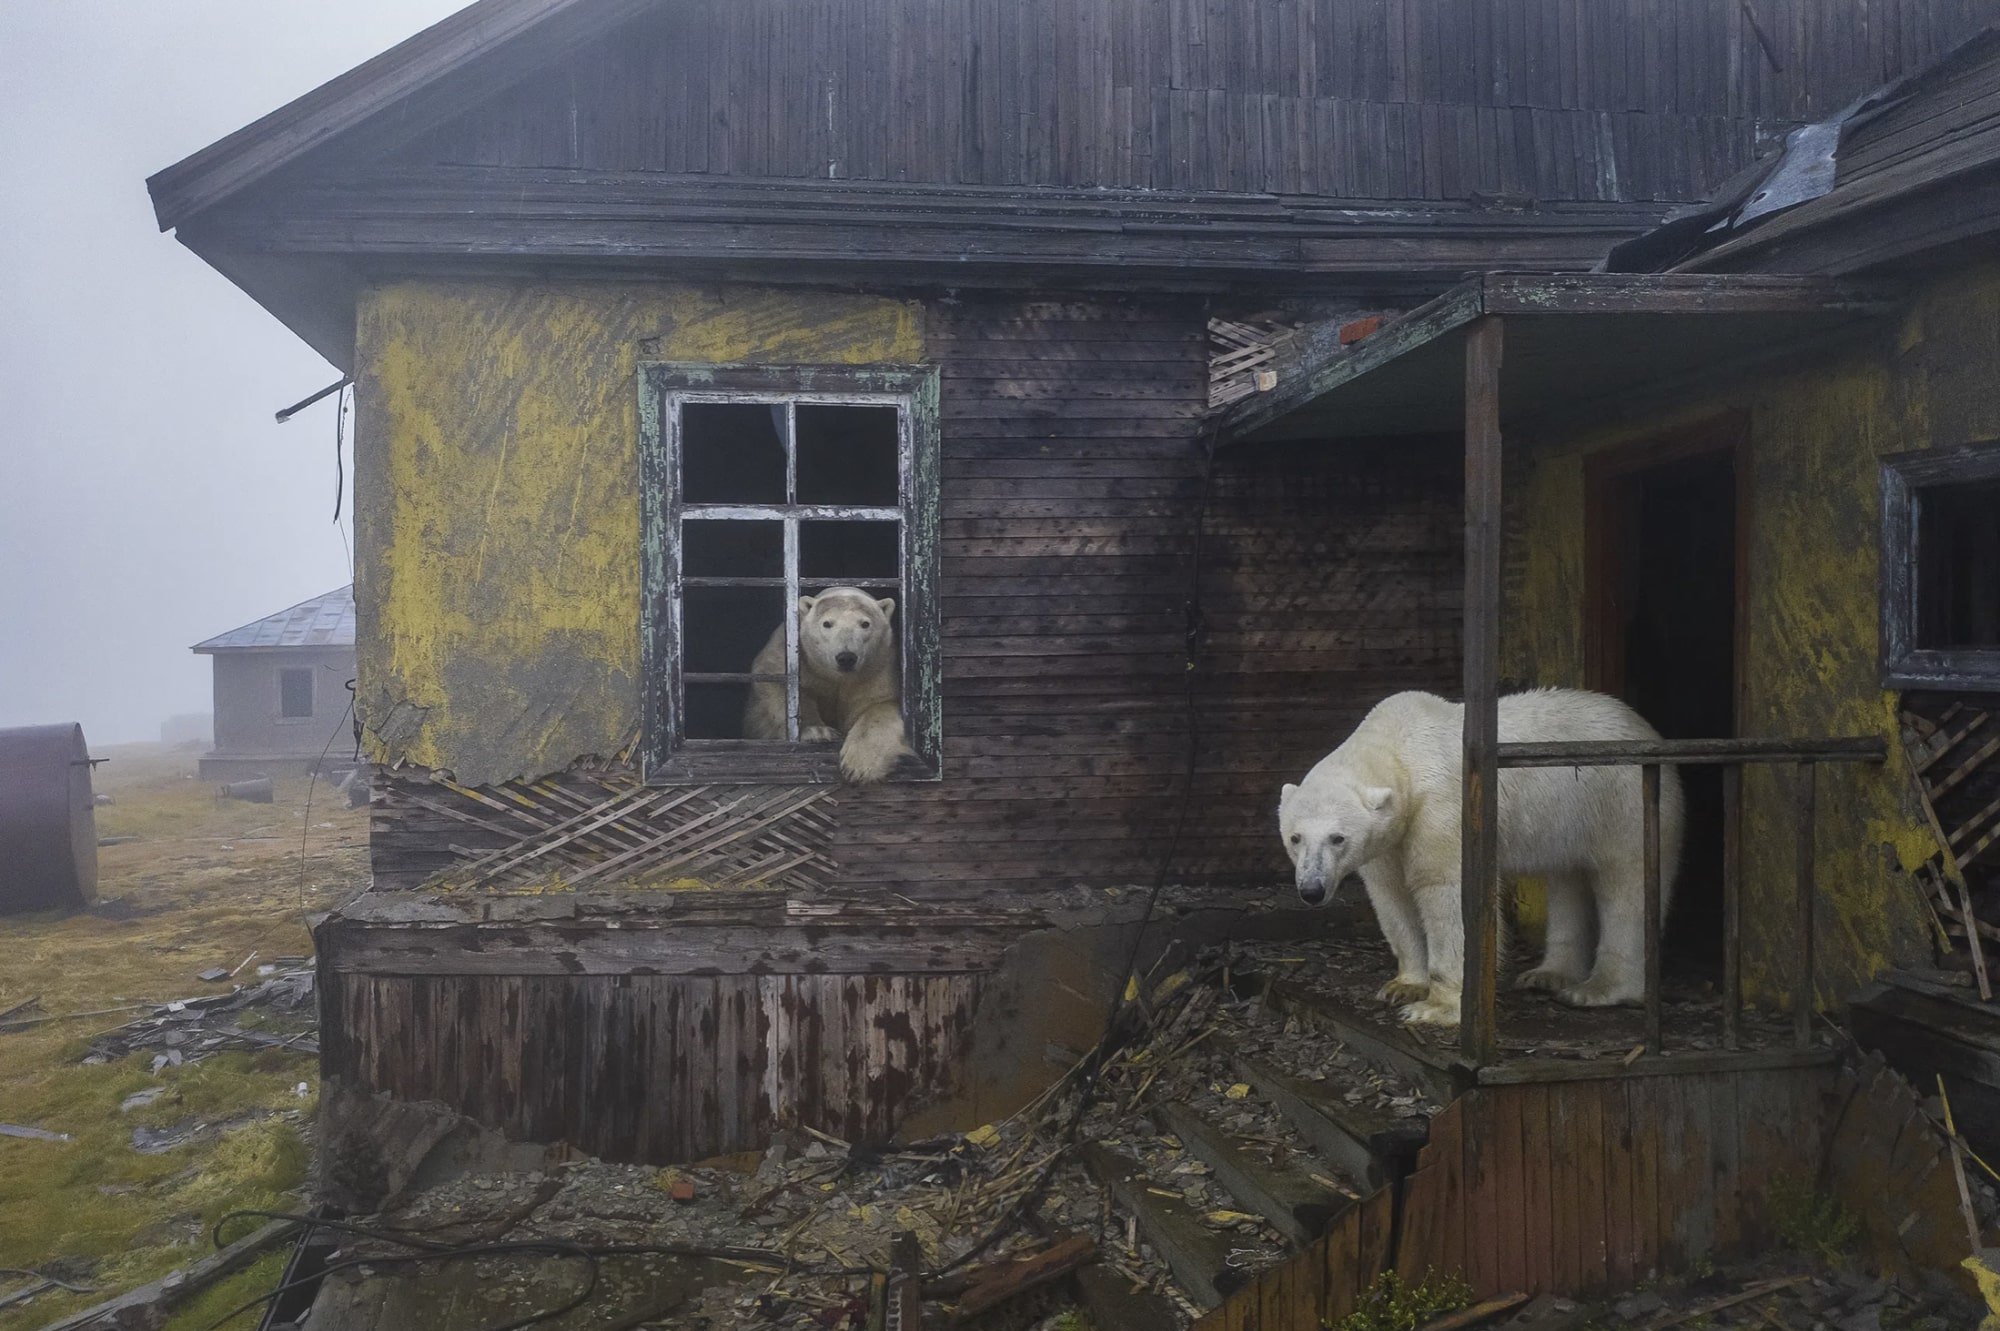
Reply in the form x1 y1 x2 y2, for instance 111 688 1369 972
826 298 1462 898
320 969 979 1163
363 293 1464 898
392 0 2000 204
1198 1054 1971 1328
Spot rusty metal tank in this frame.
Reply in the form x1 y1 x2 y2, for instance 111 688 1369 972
0 723 99 913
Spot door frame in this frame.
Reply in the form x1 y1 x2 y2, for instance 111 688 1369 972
1582 413 1751 734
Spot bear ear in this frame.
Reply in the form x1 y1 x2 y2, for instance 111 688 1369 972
1362 786 1395 812
875 596 896 617
1280 782 1298 801
797 595 818 615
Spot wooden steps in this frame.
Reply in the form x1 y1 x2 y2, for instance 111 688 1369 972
1080 1140 1251 1309
1232 1054 1428 1190
1152 1101 1351 1245
1263 979 1464 1101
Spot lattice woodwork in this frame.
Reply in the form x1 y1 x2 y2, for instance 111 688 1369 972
379 765 838 893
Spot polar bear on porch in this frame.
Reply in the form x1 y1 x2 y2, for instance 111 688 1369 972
743 585 912 784
1277 688 1683 1028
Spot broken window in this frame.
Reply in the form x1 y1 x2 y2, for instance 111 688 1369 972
278 667 315 720
1882 443 2000 690
640 365 940 782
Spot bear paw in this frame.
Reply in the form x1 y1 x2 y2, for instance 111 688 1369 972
801 725 840 743
839 742 904 785
1399 993 1461 1028
1554 976 1642 1009
1377 977 1431 1006
1514 966 1585 994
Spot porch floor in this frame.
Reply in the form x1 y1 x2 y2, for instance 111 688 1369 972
1225 901 1815 1074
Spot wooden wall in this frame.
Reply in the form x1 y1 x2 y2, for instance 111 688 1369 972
320 969 980 1163
394 0 2000 204
830 298 1462 898
362 288 1464 899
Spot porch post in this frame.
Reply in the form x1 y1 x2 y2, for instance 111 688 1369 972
1461 315 1504 1066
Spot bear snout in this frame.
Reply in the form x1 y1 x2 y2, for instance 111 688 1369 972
1297 875 1332 907
835 651 859 672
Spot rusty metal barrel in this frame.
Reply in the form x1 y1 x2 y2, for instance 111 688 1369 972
0 723 99 914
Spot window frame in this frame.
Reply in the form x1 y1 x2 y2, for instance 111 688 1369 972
1880 440 2000 691
276 666 316 722
638 362 942 784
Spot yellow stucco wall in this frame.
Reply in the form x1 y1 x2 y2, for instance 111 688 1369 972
352 280 923 787
1503 261 2000 1003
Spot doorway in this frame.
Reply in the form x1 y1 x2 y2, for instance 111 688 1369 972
1587 423 1745 972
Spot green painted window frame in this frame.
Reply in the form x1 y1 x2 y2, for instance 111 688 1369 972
1880 440 2000 692
638 362 942 784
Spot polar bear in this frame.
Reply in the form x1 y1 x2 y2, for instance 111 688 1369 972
742 585 912 784
1277 688 1683 1028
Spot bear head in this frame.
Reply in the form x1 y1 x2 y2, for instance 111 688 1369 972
1277 777 1398 907
799 586 896 679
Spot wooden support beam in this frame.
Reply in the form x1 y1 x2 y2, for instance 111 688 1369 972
1795 760 1818 1049
1461 315 1504 1068
1722 764 1743 1051
1643 763 1664 1055
1079 1143 1246 1309
1152 1101 1351 1245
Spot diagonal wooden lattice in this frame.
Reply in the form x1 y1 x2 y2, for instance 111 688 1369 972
399 767 838 893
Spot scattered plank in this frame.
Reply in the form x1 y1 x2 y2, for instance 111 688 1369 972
1419 1291 1531 1330
37 1218 300 1331
1636 1277 1808 1331
948 1233 1094 1323
0 1123 69 1143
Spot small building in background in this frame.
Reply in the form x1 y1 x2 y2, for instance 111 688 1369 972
191 586 355 780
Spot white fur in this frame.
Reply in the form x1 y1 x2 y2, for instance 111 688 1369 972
1277 688 1684 1028
742 585 912 783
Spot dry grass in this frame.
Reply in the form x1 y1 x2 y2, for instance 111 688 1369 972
0 743 368 1330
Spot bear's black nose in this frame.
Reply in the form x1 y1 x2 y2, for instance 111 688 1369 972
836 651 858 672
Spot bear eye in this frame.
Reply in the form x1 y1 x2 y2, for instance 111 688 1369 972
859 621 871 629
1329 834 1347 846
822 620 833 629
1288 833 1301 845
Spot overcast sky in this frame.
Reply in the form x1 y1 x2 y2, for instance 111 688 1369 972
0 0 464 745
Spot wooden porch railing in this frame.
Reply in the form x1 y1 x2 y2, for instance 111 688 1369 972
1459 736 1887 1067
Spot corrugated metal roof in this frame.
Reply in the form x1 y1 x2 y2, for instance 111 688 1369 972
192 585 355 653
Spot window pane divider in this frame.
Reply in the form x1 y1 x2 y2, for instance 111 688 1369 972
682 504 903 521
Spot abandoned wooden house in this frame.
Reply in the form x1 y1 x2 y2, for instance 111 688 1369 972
190 584 358 779
147 0 2000 1323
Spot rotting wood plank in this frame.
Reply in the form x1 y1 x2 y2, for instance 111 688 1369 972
1075 1261 1181 1331
1080 1140 1248 1309
1233 1053 1426 1190
1154 1100 1351 1245
1263 980 1464 1100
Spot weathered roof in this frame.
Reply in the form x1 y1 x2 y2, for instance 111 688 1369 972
1606 24 2000 275
146 0 646 231
1220 273 1903 444
192 585 356 653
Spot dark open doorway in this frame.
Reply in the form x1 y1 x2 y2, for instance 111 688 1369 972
1588 424 1744 973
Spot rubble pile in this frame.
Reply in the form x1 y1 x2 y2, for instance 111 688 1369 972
79 965 317 1071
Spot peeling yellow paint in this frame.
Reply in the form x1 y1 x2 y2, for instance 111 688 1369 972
1502 261 2000 1002
352 280 923 786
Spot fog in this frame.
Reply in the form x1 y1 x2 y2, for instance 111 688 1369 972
0 0 464 745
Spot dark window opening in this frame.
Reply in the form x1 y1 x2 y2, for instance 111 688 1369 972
1883 443 2000 691
279 667 315 720
1916 478 2000 650
797 405 900 506
640 366 940 783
